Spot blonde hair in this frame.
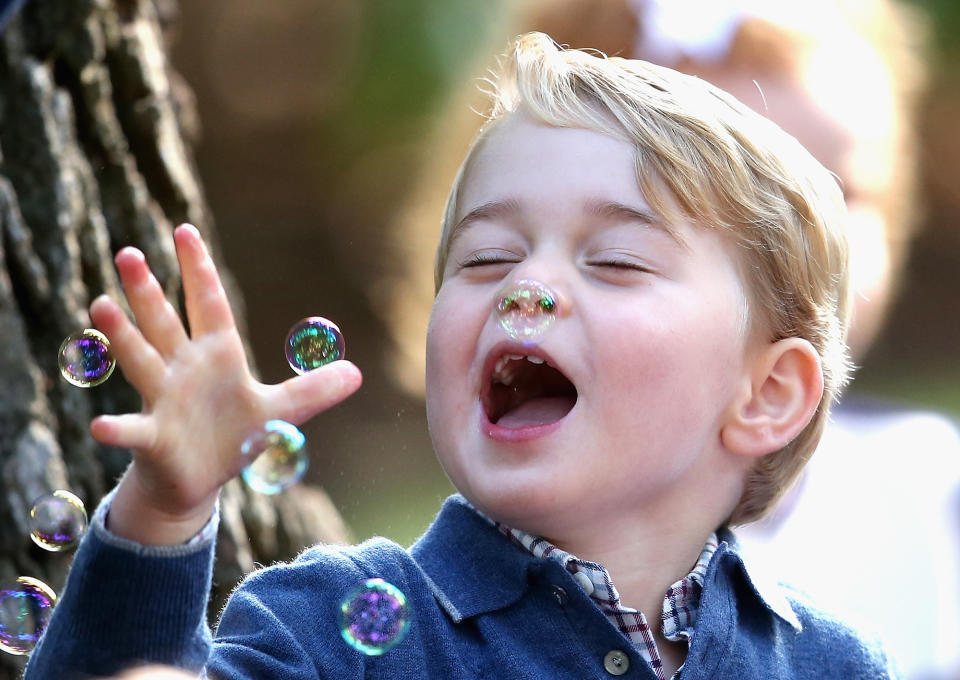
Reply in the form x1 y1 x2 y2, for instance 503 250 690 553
434 32 853 525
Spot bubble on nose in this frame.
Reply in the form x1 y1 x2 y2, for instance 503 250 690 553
285 317 345 374
0 577 56 656
240 420 308 495
58 329 116 387
29 490 87 552
338 578 410 655
496 279 558 344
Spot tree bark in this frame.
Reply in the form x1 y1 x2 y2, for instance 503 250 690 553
0 1 350 676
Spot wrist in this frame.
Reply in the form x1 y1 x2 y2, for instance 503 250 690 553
108 469 219 546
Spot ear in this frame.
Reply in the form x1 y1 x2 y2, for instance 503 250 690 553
721 338 824 458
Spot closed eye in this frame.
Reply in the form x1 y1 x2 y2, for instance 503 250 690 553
586 258 651 273
460 251 522 268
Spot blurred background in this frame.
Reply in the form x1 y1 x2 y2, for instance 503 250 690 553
167 0 959 547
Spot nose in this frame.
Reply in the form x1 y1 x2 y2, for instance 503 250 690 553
494 278 561 344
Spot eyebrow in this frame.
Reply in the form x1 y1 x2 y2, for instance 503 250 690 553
448 199 522 246
450 197 686 250
584 199 687 250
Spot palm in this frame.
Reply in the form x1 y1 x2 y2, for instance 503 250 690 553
89 225 361 520
145 330 261 504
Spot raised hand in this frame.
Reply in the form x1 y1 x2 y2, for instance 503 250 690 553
90 224 362 545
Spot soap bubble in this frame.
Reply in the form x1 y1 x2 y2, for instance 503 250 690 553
240 420 308 495
58 329 116 387
495 279 558 344
0 577 56 656
29 490 88 552
285 317 345 374
338 578 410 655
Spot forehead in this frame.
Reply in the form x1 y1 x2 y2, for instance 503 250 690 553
457 112 648 221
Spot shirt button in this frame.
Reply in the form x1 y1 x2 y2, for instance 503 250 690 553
572 570 595 596
550 585 568 606
603 650 630 676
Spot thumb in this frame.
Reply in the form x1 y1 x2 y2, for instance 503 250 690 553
264 360 363 426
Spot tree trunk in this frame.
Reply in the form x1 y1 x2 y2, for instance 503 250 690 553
0 0 350 676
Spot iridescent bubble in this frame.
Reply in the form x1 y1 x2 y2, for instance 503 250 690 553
29 490 88 552
58 329 116 387
0 577 56 656
495 279 559 344
338 578 410 655
240 420 308 495
285 317 345 374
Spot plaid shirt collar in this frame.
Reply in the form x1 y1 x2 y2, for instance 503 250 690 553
411 496 801 634
474 507 718 680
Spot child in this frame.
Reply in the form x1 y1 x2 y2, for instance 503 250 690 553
25 33 895 679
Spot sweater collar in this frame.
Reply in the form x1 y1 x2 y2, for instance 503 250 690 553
410 494 534 621
411 495 801 633
713 527 803 633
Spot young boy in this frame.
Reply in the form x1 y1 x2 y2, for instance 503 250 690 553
25 33 894 679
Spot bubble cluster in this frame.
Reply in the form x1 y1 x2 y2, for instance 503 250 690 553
495 279 559 344
29 490 88 552
240 420 308 495
58 329 116 387
285 317 345 374
0 577 56 656
338 578 410 655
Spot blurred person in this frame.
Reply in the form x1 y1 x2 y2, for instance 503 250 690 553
382 1 960 678
624 2 960 677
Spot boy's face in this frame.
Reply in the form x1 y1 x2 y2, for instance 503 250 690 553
426 112 756 536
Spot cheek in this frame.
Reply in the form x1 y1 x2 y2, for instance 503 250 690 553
425 289 482 404
425 306 455 451
593 293 747 425
425 301 454 401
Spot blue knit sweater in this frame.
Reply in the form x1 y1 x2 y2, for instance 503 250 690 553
24 494 897 679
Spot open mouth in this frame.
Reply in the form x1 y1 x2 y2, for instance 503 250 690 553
482 350 578 429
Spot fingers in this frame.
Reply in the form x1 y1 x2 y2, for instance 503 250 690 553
115 247 189 358
263 360 363 426
90 295 165 401
90 413 156 451
174 224 237 338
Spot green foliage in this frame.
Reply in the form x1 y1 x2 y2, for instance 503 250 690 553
906 0 960 59
851 364 960 418
319 0 505 162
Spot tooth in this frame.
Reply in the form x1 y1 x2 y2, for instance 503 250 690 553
494 356 508 375
526 356 544 364
505 354 524 361
498 365 515 386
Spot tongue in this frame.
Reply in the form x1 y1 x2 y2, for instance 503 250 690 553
496 396 575 429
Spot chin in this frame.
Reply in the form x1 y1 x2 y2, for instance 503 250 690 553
457 475 571 533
